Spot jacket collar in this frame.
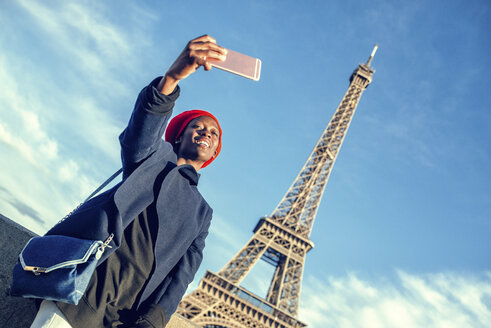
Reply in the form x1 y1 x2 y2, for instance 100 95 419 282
177 165 200 185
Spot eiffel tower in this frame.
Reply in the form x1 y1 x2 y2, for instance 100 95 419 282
177 45 378 328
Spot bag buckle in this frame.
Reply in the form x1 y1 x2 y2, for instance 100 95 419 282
24 266 47 275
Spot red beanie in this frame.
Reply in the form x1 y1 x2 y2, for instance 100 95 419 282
165 110 222 169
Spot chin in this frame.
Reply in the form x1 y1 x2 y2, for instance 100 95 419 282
197 151 213 162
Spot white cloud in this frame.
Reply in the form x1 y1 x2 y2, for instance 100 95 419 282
0 106 59 167
0 1 155 233
58 160 80 182
0 49 99 225
67 97 122 162
0 122 36 166
17 0 132 81
299 270 491 328
209 214 249 252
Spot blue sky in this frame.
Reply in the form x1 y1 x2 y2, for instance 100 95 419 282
1 1 490 327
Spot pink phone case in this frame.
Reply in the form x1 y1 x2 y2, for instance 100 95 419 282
209 49 261 81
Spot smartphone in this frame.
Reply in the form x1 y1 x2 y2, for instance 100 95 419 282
209 48 261 81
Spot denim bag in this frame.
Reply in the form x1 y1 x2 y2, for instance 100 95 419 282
10 234 113 305
10 169 121 305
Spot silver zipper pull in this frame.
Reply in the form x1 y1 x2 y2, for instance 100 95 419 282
96 233 114 259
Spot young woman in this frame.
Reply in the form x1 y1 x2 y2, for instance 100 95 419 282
30 35 227 328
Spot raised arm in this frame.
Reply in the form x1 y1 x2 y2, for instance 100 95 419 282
158 35 227 95
119 35 227 177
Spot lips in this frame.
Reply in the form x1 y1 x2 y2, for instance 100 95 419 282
196 138 210 148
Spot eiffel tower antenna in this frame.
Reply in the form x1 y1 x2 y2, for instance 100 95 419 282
366 44 378 67
177 45 378 328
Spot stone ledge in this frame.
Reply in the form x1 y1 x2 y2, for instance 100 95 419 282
0 214 198 328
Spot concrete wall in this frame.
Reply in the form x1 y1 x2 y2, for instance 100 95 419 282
0 214 38 327
0 214 197 328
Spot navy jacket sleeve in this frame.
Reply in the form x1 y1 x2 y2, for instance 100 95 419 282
159 214 211 316
119 77 180 179
137 212 212 327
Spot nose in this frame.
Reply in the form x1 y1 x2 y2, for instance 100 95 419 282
199 128 212 138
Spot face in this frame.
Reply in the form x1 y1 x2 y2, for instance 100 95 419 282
176 116 220 168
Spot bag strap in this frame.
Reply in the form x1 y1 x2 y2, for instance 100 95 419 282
82 168 123 203
60 168 123 222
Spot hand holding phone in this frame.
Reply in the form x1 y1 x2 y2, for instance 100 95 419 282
208 48 261 81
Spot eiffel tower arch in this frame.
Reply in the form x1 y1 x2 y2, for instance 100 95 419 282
177 46 378 328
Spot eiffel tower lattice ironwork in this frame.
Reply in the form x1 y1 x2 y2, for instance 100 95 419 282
177 45 378 328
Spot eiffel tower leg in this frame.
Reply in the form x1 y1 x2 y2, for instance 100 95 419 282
179 270 306 328
178 235 270 322
218 235 270 284
276 258 304 316
266 254 286 305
